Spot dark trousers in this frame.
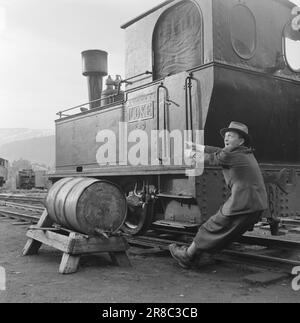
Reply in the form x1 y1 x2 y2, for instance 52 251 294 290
194 210 263 253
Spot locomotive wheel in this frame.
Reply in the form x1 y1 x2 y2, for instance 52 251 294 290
122 201 154 236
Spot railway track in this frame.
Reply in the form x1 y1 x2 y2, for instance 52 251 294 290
127 231 300 273
0 194 300 273
0 194 45 206
127 219 300 272
0 209 40 223
0 199 44 224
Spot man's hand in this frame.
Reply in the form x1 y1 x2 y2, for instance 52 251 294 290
184 149 205 162
185 141 205 152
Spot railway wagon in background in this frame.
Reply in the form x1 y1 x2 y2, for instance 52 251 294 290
51 0 300 236
16 169 49 190
34 170 49 189
16 169 35 190
0 158 8 188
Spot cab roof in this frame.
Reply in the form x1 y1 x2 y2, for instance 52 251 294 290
121 0 295 29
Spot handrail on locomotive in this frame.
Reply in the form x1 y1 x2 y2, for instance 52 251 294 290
56 71 153 118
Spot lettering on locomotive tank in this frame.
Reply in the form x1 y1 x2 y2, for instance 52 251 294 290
127 93 155 123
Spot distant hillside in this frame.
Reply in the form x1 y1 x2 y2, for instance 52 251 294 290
0 128 54 147
0 135 55 167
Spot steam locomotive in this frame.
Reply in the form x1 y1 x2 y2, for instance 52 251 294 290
52 0 300 236
0 158 8 188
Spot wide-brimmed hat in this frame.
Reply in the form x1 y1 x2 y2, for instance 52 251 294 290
220 122 252 146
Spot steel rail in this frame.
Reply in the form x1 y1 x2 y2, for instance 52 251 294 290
0 209 40 222
3 202 45 212
151 223 300 251
127 235 300 271
240 233 300 250
0 194 44 200
0 195 45 205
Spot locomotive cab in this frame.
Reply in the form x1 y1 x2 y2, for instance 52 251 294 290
53 0 300 236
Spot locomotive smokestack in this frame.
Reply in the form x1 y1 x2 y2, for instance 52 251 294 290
82 50 108 109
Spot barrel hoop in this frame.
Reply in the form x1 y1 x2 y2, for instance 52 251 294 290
59 178 87 229
46 177 73 224
66 178 99 232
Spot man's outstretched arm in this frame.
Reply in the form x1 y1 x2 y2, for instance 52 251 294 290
186 142 233 167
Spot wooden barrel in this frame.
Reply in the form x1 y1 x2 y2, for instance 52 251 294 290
46 178 127 235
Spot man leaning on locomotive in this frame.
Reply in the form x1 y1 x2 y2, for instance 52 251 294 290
169 121 270 269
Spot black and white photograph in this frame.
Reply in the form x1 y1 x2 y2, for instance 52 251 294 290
0 0 300 306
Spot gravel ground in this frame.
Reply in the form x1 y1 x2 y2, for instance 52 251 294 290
0 220 299 303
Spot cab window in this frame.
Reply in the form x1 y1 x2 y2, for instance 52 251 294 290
152 0 203 80
230 4 257 59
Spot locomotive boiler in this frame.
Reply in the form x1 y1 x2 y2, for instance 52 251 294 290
52 0 300 236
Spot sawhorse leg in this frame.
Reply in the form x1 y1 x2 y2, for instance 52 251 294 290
59 253 81 274
110 251 131 267
22 210 53 256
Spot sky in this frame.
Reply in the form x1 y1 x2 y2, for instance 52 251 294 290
0 0 299 130
0 0 163 130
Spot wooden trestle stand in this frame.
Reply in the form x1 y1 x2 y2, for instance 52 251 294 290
22 210 131 274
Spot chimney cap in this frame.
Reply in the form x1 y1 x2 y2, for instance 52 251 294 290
82 49 108 77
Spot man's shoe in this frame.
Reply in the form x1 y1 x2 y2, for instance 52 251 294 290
169 244 193 269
